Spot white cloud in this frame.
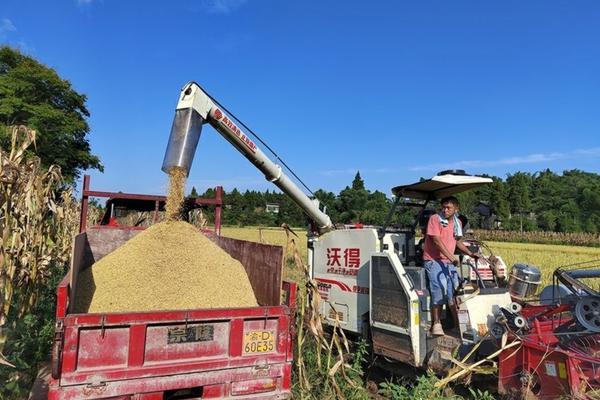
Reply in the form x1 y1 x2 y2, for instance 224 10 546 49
203 0 247 14
575 148 600 156
410 147 600 172
0 18 16 34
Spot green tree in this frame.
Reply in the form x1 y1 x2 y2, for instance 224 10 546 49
362 190 390 225
456 189 479 228
314 189 339 224
455 176 508 229
507 172 532 213
489 178 510 222
556 200 581 232
506 172 533 232
223 188 243 225
338 171 369 223
351 171 366 191
0 46 102 181
537 210 557 231
532 170 559 207
276 194 306 227
580 187 600 233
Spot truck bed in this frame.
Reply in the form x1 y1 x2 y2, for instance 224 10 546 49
48 226 296 400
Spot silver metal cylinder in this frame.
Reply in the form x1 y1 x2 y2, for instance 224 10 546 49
508 263 541 301
161 108 204 175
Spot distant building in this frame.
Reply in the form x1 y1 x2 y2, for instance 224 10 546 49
265 203 280 214
474 201 492 217
474 201 502 229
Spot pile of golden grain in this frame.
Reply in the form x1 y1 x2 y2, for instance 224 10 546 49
74 168 257 313
74 221 258 313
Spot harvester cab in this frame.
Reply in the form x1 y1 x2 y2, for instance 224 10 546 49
389 170 510 288
311 170 513 372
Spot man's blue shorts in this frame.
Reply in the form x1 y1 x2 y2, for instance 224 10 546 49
424 259 459 306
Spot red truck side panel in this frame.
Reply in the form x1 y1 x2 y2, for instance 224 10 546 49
144 321 231 364
77 327 130 370
48 226 296 399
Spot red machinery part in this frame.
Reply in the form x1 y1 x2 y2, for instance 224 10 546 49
498 304 600 399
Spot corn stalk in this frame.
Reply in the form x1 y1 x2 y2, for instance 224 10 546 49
282 225 361 399
0 126 77 362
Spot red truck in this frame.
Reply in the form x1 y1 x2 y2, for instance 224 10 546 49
46 177 296 400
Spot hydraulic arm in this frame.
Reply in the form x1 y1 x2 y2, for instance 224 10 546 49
162 82 333 233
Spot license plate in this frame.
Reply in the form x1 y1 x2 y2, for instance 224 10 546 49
243 330 275 355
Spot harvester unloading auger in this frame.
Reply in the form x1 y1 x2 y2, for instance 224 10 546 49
161 81 333 232
162 81 600 399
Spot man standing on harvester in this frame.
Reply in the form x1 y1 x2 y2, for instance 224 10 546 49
423 196 478 336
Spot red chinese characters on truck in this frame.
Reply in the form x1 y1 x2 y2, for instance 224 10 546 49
326 247 361 276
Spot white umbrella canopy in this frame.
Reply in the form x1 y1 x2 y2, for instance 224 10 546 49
392 171 493 200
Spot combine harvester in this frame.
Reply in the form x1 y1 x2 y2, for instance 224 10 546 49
44 81 600 399
158 81 600 399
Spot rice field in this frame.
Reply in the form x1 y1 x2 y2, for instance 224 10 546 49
221 226 600 288
483 241 600 287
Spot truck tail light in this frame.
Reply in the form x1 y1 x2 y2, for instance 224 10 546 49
230 378 277 396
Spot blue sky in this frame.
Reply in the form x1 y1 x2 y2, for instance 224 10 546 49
1 1 599 197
